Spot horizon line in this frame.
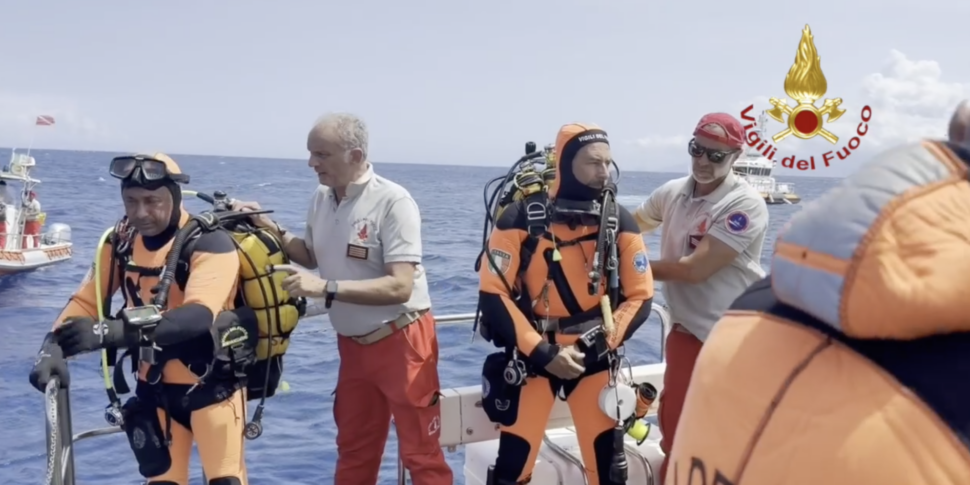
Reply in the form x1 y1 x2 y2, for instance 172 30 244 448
0 146 844 178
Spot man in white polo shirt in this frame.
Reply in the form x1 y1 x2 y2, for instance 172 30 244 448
633 112 768 483
232 113 452 484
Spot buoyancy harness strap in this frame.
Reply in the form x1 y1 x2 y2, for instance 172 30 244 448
514 190 622 330
107 217 198 394
514 190 550 290
102 218 137 401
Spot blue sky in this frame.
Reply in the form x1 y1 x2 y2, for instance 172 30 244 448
1 0 968 176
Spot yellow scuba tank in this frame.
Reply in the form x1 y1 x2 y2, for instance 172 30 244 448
231 228 302 362
164 190 305 439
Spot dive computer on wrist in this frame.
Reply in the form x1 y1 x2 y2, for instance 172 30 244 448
325 281 339 308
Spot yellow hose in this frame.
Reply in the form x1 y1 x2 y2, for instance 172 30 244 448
600 295 615 335
94 227 113 389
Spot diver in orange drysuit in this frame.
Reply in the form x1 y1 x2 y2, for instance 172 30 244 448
27 153 248 485
664 136 970 484
478 124 655 485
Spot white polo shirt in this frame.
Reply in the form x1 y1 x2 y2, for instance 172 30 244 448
635 172 768 341
304 165 432 337
24 199 41 221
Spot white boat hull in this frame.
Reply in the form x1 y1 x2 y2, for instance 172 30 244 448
438 363 668 485
464 426 665 485
0 242 72 275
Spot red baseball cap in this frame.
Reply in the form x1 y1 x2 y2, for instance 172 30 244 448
694 113 745 149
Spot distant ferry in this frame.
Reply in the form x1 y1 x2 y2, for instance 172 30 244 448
733 151 801 205
735 112 801 205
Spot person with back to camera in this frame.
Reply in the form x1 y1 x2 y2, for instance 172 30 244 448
663 102 970 485
631 113 769 483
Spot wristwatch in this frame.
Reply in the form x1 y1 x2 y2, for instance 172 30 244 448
325 280 339 309
273 221 287 237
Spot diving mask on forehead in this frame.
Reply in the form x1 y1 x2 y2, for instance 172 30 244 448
109 155 190 184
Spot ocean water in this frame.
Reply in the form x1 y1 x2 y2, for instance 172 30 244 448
0 148 837 484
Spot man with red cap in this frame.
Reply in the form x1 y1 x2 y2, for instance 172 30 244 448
632 113 769 482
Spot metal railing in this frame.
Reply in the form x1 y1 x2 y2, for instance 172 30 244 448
42 304 671 485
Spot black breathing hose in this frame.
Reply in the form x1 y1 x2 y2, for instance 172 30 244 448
152 219 200 309
151 192 273 310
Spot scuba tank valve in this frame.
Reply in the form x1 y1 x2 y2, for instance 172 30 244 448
211 190 231 212
525 141 536 155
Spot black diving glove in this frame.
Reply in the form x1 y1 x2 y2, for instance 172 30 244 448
28 332 70 392
54 316 138 358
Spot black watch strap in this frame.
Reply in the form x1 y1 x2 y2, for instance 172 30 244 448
325 281 338 308
273 221 287 237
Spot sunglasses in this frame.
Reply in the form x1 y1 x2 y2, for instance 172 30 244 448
109 156 189 183
688 138 738 164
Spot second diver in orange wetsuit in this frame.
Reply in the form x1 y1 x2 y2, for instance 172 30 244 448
478 124 655 484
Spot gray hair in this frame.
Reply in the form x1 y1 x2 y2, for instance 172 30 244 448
315 112 369 160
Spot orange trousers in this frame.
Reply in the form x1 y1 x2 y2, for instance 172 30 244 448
0 221 6 248
23 220 40 248
333 312 453 484
658 324 704 484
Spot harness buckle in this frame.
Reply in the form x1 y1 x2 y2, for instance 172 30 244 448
195 211 220 231
525 201 547 237
113 219 135 255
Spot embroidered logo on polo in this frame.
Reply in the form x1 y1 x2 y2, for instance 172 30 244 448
347 217 376 260
688 214 710 250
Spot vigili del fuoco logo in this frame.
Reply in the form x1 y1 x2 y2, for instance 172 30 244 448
739 25 872 171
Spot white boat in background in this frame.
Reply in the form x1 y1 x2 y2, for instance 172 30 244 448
735 112 802 205
0 150 73 276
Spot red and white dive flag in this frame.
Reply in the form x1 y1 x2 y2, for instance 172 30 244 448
35 115 55 126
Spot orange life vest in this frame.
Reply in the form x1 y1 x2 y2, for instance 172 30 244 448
666 140 970 485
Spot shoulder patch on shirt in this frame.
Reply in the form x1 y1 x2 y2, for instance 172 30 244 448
633 251 648 274
486 249 512 275
725 211 750 234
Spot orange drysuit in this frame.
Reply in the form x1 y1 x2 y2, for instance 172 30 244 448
54 154 248 485
479 124 655 485
665 140 970 485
